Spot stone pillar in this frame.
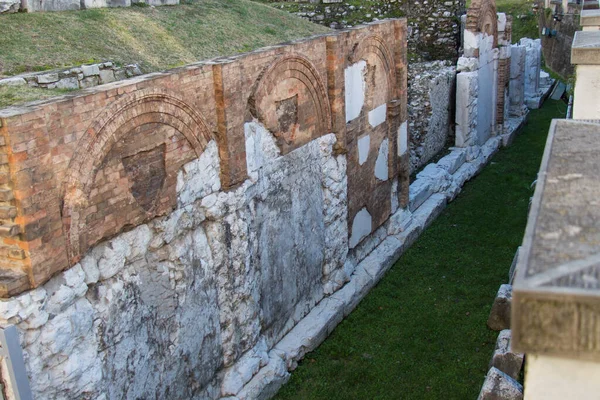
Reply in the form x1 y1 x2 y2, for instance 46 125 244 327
509 44 526 117
571 31 600 119
520 38 542 108
496 14 512 129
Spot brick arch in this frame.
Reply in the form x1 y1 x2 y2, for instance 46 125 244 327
248 55 332 153
61 88 213 263
466 0 498 47
350 34 396 97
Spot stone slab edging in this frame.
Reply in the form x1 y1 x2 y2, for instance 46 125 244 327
222 133 506 399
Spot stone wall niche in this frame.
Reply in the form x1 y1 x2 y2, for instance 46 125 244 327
61 88 213 264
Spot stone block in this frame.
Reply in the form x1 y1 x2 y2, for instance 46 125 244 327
99 69 116 84
387 208 413 236
55 77 80 90
456 71 478 147
411 193 446 231
0 0 19 13
22 0 80 11
487 284 512 331
489 330 524 380
409 179 433 212
437 148 467 175
0 77 26 86
81 64 100 77
80 76 100 89
477 367 523 400
37 73 59 84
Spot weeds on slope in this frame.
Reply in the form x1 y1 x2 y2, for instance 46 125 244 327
275 99 567 400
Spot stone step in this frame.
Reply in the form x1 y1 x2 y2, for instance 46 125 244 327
0 223 20 238
0 205 17 219
0 172 8 185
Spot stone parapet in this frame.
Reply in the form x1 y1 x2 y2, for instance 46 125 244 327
571 30 600 64
512 119 600 360
581 9 600 30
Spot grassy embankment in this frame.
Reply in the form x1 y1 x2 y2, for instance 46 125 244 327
275 99 567 400
0 0 329 107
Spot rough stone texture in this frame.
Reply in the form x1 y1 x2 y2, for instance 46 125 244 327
520 38 542 108
477 367 524 400
0 62 143 91
509 45 527 117
512 120 600 359
0 18 524 400
407 61 456 172
489 330 524 380
0 128 507 399
488 284 512 331
17 0 176 11
274 0 465 63
0 0 19 13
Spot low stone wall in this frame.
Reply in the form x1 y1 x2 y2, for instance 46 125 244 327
0 0 178 13
0 63 143 90
407 60 456 173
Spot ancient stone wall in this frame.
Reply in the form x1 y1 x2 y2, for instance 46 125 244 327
0 0 178 13
0 20 412 400
407 60 456 172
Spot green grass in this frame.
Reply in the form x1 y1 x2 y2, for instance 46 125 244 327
495 0 539 42
0 85 74 109
275 99 567 400
0 0 329 77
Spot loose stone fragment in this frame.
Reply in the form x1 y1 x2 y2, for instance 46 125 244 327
487 284 512 331
477 367 523 400
489 330 524 380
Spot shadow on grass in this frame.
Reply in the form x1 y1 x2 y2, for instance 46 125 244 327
275 99 567 400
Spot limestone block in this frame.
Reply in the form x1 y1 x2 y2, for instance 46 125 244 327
55 77 79 90
451 161 477 188
80 76 100 88
437 148 467 174
37 73 59 84
489 330 524 380
22 0 80 11
409 178 433 212
487 284 512 331
411 193 446 231
387 208 413 235
236 354 290 400
81 64 100 77
416 164 452 193
509 45 526 117
455 71 479 147
81 0 131 7
99 69 116 84
478 367 523 400
0 0 19 13
0 77 26 86
520 38 541 98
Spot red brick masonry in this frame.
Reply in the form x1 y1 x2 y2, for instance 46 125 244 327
0 19 408 297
